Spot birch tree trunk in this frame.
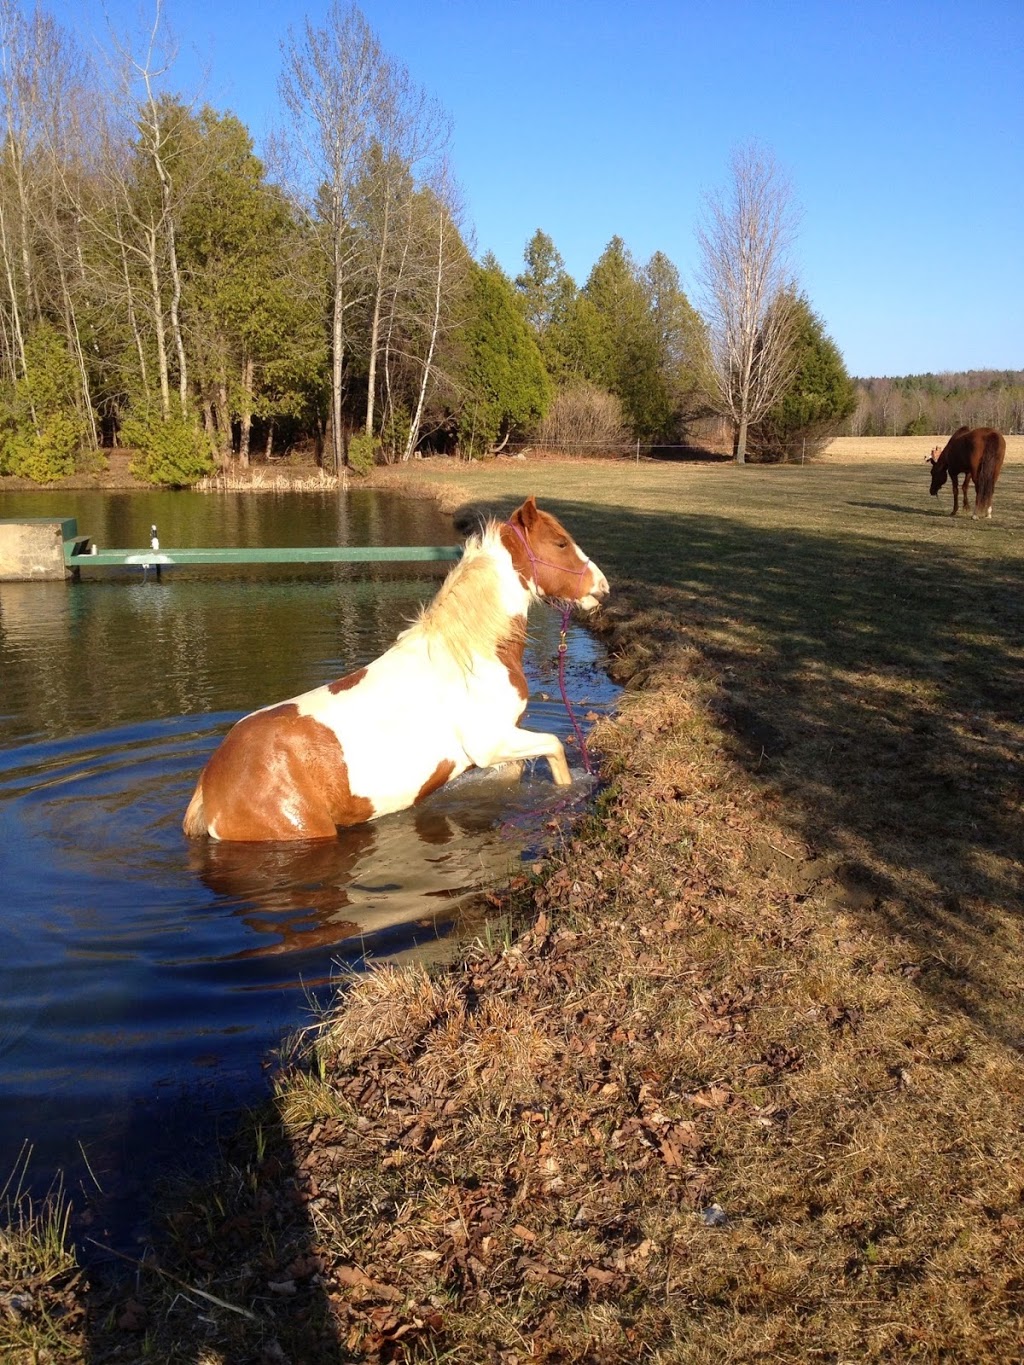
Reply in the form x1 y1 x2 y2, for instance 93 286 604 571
218 370 231 462
145 225 171 419
364 185 390 438
138 50 190 418
239 353 254 466
0 197 29 385
365 266 383 438
118 216 149 400
404 208 445 462
331 237 345 474
54 248 98 447
165 214 188 413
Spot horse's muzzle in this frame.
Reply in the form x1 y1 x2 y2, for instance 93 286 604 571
579 573 610 613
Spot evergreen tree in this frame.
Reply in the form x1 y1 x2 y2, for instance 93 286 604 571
512 229 592 388
751 293 856 460
514 229 570 332
581 236 637 391
584 237 674 441
458 257 551 451
643 252 706 428
178 109 325 463
541 288 605 388
0 323 89 480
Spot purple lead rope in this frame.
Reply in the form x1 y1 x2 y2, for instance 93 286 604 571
557 605 594 776
505 520 595 778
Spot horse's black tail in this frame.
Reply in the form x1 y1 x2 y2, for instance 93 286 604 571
975 432 1006 514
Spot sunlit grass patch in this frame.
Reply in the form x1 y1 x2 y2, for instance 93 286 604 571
0 1151 84 1363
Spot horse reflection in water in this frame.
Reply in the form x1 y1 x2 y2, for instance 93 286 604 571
190 798 510 960
183 497 609 843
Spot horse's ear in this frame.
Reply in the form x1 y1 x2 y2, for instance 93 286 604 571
519 496 539 528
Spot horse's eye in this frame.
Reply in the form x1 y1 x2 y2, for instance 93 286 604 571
556 538 569 549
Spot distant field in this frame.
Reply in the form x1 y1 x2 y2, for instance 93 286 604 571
822 433 1024 463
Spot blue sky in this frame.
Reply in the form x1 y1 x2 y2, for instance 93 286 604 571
52 0 1023 377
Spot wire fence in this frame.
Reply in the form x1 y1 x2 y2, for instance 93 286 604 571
439 436 822 464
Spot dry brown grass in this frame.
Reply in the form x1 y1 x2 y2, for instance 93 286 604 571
194 465 346 493
17 451 1024 1361
98 661 1020 1360
0 1158 83 1363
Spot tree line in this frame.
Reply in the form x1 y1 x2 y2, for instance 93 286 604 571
849 370 1024 438
0 0 857 484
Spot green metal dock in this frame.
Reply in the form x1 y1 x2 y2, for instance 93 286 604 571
0 517 461 581
64 541 462 571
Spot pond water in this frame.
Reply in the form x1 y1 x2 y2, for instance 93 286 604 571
0 488 616 1239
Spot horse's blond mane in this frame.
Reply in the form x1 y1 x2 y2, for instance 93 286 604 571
401 521 523 672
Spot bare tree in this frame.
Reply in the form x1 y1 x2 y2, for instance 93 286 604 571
281 4 458 469
400 179 463 462
696 143 801 463
280 3 390 472
0 0 101 445
61 1 206 423
357 79 450 441
367 167 468 464
0 0 59 387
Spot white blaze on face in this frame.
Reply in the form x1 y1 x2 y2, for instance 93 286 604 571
573 539 610 611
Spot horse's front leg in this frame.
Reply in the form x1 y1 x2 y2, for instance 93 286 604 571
491 760 525 783
950 474 961 516
472 728 572 786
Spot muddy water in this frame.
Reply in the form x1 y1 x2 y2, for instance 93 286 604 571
0 489 616 1230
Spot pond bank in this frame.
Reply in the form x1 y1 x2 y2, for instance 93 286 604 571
6 462 1024 1363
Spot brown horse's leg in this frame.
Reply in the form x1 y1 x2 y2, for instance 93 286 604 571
949 474 959 515
964 474 974 518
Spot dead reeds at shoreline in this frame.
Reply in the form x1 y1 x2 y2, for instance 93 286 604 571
194 465 347 493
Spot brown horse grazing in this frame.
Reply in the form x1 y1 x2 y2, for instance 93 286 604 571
926 426 1006 519
183 497 609 842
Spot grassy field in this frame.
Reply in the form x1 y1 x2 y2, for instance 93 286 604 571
6 450 1024 1361
407 451 1024 1041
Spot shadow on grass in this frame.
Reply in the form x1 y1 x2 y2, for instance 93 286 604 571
76 822 469 1361
78 1081 354 1363
845 500 939 516
472 493 1024 1050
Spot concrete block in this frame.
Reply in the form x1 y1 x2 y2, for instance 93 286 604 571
0 518 78 581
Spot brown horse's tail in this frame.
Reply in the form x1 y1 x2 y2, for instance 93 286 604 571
975 431 1006 514
183 780 208 838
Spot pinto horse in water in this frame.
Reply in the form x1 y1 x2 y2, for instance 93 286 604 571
183 497 609 842
927 426 1006 518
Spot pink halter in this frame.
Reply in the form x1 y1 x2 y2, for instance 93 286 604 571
503 519 590 596
503 519 594 775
